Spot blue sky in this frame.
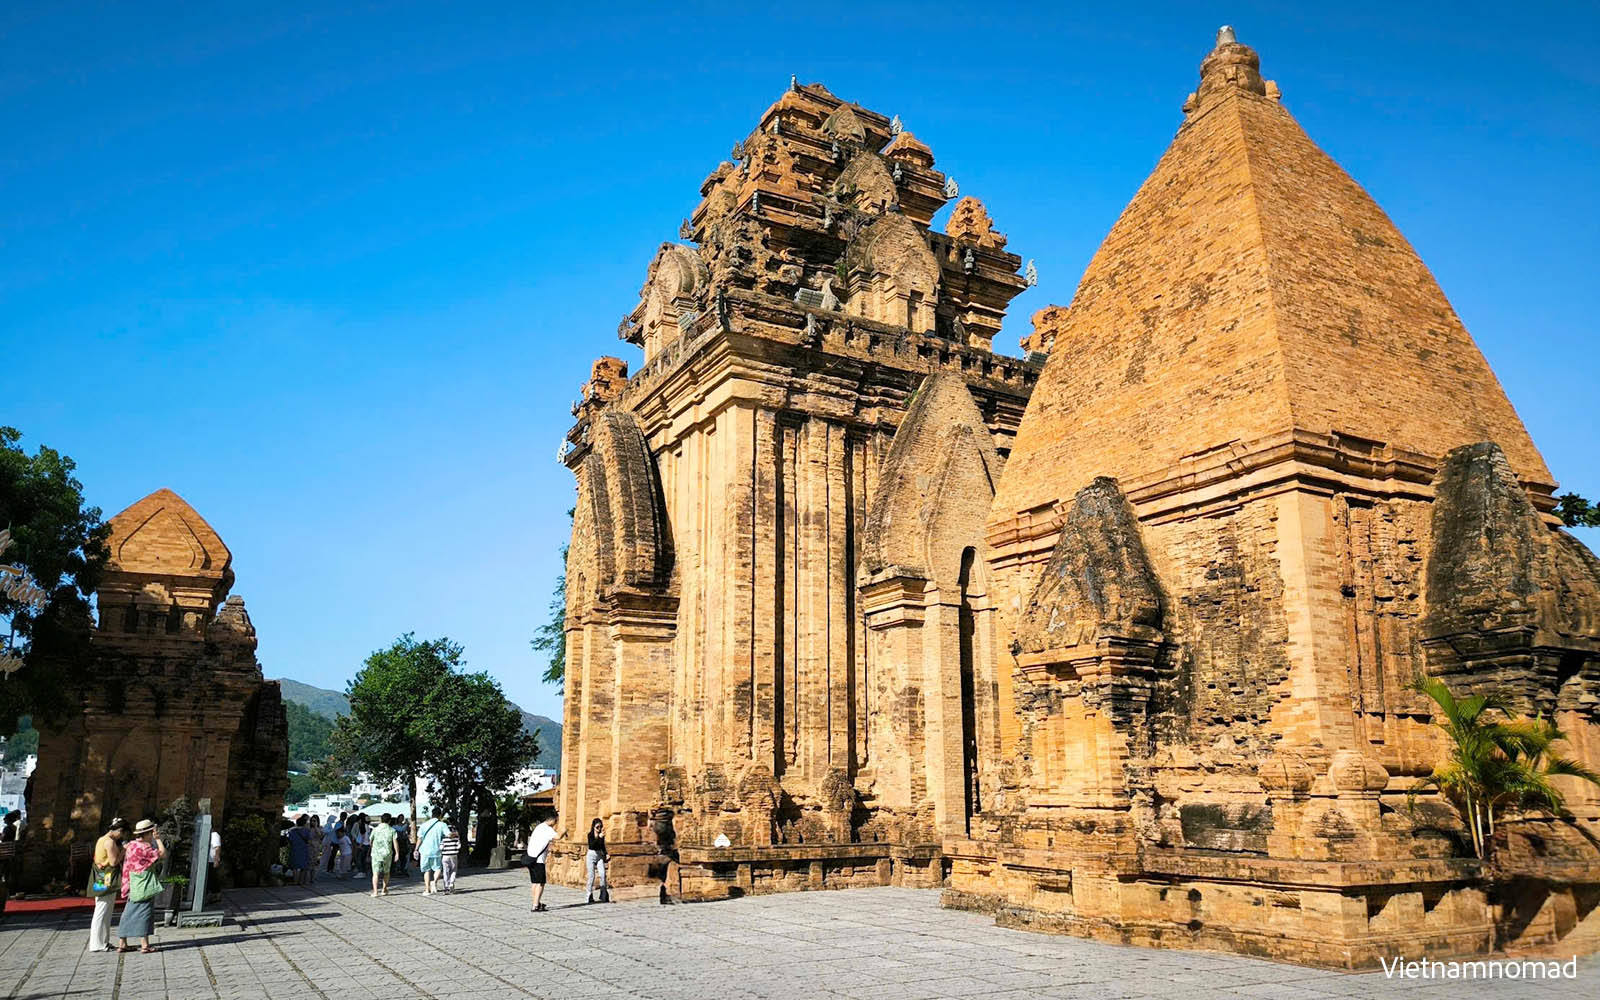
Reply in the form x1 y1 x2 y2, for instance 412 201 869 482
3 3 1596 722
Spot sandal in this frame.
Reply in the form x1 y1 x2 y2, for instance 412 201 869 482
115 944 129 954
140 945 156 954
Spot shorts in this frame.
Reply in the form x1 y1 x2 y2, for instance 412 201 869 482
527 862 547 884
420 852 442 874
374 855 392 876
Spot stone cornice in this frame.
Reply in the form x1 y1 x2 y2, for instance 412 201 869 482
988 428 1562 559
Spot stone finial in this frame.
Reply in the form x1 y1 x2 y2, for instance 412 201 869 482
1022 303 1069 356
581 356 630 410
944 196 1008 250
883 130 934 169
1186 25 1279 115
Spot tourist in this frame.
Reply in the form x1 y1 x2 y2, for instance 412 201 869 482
335 819 353 877
287 814 312 885
394 816 410 877
439 821 461 894
0 810 21 842
585 818 609 904
369 814 398 897
526 810 562 912
306 814 323 883
208 825 222 898
87 817 127 953
354 815 371 877
115 819 166 954
327 812 347 873
416 807 447 895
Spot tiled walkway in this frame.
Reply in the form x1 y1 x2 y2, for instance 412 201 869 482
0 871 1591 999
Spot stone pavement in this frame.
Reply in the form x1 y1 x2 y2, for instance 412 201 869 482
0 870 1592 1000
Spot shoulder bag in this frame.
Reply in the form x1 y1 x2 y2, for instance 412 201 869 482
127 867 163 903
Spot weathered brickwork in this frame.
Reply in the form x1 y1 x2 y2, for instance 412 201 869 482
23 489 288 888
557 82 1036 896
553 28 1599 966
961 28 1600 968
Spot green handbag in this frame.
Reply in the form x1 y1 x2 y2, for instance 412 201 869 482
127 868 162 903
90 865 115 896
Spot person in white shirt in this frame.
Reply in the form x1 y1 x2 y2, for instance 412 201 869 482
525 812 564 912
208 828 221 899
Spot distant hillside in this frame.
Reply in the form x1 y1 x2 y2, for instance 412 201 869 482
277 679 350 719
274 678 561 770
518 710 562 770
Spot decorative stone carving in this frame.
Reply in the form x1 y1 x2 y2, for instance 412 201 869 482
841 213 940 330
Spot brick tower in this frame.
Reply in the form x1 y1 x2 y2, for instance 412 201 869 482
951 28 1600 966
557 82 1038 895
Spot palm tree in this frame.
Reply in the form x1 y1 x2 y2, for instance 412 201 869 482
1410 675 1600 859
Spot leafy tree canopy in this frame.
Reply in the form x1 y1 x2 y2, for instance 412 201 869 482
1410 674 1600 860
531 507 572 685
333 634 538 832
331 634 461 814
1555 492 1600 528
423 670 539 840
285 701 336 769
0 426 109 724
1 715 38 764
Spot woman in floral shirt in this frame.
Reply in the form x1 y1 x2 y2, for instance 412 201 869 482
116 819 166 953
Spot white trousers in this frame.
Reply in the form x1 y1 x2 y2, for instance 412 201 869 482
88 896 114 951
585 850 607 899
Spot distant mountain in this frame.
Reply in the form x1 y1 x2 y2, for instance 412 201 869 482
518 710 562 770
274 678 562 770
277 679 350 720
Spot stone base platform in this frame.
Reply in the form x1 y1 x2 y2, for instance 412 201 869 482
672 842 942 900
549 838 945 901
944 838 1600 970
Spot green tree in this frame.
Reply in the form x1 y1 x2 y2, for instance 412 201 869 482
1 716 38 765
285 701 335 769
530 508 573 685
0 426 109 725
307 754 348 794
422 670 538 862
1555 493 1600 528
286 773 321 804
332 634 462 828
1409 675 1600 859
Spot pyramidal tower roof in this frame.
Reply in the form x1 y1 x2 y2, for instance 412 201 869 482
106 487 230 580
994 28 1551 520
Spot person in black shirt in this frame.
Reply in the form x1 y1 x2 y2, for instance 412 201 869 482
585 818 609 904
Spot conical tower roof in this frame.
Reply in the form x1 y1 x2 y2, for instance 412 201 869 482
994 28 1551 520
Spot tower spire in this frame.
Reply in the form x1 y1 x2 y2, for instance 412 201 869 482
1183 25 1280 115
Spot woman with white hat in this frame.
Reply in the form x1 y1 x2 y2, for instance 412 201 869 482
115 819 166 953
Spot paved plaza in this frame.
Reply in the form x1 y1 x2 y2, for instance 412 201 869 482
1 872 1592 1000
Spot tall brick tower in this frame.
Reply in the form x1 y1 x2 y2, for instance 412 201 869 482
951 28 1600 966
557 82 1038 895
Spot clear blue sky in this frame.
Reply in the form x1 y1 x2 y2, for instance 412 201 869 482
4 3 1596 722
